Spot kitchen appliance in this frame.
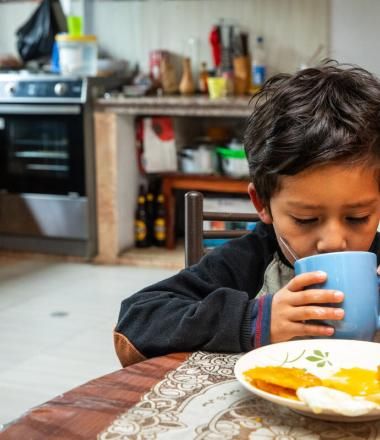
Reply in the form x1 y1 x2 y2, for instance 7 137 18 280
0 73 111 257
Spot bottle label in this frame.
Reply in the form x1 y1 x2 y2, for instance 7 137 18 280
154 218 166 241
253 65 266 86
135 220 147 241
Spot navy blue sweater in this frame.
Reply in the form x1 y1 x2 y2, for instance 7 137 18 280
114 222 380 365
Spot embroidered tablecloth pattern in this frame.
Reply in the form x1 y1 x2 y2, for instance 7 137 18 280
99 351 380 439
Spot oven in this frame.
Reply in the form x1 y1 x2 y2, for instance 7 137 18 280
0 104 85 195
0 74 102 257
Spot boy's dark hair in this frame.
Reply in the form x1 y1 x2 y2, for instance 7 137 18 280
244 61 380 206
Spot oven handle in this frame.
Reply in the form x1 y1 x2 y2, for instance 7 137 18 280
0 104 81 115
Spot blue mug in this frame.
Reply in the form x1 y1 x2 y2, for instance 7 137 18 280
294 251 380 341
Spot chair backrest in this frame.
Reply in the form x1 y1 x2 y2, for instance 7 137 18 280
184 191 260 267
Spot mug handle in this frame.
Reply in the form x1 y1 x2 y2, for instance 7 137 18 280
377 276 380 330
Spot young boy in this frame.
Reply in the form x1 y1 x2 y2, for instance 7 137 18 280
114 62 380 367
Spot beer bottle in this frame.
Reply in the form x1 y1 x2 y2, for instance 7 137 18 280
154 193 166 247
135 185 150 247
145 185 155 244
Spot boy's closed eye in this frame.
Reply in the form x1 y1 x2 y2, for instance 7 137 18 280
346 216 370 224
291 217 317 225
291 216 371 226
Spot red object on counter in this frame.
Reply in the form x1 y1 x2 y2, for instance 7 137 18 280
209 26 221 68
149 50 167 86
151 117 174 142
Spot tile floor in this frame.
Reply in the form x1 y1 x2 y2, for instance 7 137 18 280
0 257 176 426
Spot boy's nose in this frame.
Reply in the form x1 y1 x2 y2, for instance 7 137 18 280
316 228 348 254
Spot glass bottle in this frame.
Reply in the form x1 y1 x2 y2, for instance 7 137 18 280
154 193 166 247
135 185 150 248
179 57 195 96
198 62 208 94
145 184 155 245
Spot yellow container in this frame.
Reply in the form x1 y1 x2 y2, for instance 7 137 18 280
207 77 227 99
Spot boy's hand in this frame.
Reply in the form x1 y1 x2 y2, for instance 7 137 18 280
270 271 344 343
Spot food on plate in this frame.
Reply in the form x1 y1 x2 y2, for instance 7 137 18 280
296 386 378 416
253 379 298 400
243 365 380 415
322 367 379 396
243 366 322 399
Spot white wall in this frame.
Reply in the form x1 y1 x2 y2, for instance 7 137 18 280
330 0 380 76
90 0 329 75
0 2 36 54
4 0 380 77
0 0 328 76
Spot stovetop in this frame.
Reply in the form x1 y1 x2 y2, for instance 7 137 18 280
0 72 123 104
0 72 87 103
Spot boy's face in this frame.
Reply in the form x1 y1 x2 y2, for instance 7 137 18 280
249 163 380 263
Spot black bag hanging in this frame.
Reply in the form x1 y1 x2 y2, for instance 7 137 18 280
16 0 59 62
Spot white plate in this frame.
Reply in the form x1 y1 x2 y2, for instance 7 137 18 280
234 339 380 422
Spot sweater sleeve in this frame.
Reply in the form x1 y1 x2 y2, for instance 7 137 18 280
114 229 276 364
250 294 273 348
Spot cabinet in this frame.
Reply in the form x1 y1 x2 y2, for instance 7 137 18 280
94 95 253 261
162 173 249 249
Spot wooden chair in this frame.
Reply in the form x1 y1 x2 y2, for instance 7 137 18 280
184 191 260 267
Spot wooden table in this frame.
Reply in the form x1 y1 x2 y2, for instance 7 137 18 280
162 173 250 249
2 350 380 439
0 353 187 440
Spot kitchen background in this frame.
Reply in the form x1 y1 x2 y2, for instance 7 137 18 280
1 0 329 77
1 0 380 428
0 0 380 75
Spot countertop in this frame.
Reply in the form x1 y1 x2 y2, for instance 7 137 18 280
95 95 254 117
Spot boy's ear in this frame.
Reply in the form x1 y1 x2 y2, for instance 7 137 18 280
248 183 273 224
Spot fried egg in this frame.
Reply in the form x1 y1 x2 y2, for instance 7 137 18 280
322 367 379 396
297 386 378 416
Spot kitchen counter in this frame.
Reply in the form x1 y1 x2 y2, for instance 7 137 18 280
96 95 253 117
93 95 253 264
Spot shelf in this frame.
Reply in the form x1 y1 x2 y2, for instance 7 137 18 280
96 95 253 118
94 100 252 263
162 173 249 194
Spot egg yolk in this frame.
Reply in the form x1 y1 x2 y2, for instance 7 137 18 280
322 368 380 396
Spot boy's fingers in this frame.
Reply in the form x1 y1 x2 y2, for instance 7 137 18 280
288 289 344 306
292 321 336 338
287 271 327 292
289 305 344 322
273 321 336 342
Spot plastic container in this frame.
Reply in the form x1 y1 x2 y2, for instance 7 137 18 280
207 77 227 99
178 145 217 174
217 146 249 177
252 36 266 88
55 34 97 76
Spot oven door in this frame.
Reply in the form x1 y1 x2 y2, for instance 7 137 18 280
0 104 85 196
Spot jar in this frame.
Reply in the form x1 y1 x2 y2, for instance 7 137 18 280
55 34 97 76
216 146 249 177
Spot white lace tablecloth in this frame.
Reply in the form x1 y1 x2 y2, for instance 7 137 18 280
99 351 380 440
